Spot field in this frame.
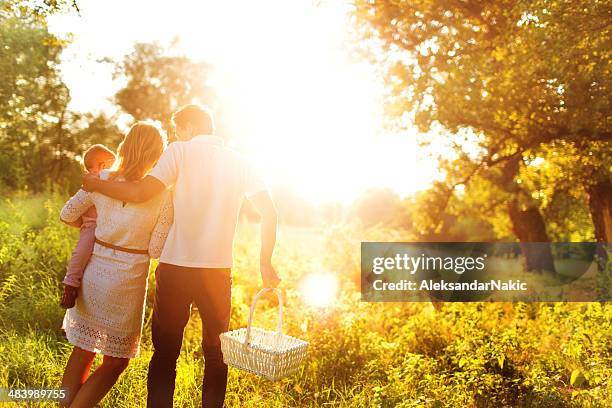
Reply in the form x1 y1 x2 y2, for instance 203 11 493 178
0 194 610 407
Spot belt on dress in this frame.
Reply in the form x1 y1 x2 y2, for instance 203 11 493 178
95 238 148 255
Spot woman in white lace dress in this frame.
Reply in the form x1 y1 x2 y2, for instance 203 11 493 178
59 122 172 408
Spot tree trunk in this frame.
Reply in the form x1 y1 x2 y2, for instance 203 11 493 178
587 178 612 269
499 155 556 273
587 178 612 243
507 200 557 273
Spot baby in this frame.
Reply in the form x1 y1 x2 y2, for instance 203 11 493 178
60 144 116 309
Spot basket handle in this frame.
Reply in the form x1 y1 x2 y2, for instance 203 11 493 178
244 287 283 346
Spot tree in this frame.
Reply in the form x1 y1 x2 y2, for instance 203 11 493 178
1 0 79 20
354 0 611 270
0 13 70 191
113 42 216 136
0 3 121 192
354 0 610 148
350 188 408 228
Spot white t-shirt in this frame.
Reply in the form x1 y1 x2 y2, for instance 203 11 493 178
149 134 266 268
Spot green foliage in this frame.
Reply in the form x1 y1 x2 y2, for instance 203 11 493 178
1 196 610 407
1 0 79 21
353 0 612 243
0 195 74 334
0 13 68 191
0 9 122 193
519 140 610 241
353 0 610 144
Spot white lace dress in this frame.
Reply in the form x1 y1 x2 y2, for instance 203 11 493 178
60 171 173 358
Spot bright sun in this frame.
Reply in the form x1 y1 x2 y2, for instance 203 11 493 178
299 272 340 308
182 1 388 204
50 0 440 204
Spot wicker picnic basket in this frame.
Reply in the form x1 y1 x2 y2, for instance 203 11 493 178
219 288 309 381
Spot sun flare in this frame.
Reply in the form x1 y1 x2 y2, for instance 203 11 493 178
49 0 440 204
196 2 387 204
299 271 340 308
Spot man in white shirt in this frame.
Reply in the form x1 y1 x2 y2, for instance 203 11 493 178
82 104 280 408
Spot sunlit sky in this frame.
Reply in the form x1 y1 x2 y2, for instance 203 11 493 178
48 0 444 204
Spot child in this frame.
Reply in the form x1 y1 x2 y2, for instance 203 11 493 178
60 144 116 309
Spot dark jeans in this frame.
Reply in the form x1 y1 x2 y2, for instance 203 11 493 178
147 263 232 408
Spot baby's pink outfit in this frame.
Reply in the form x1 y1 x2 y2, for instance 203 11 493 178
63 205 97 287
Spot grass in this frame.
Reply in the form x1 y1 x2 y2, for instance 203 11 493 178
0 194 610 407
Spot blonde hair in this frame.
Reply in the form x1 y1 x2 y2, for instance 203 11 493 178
111 122 167 181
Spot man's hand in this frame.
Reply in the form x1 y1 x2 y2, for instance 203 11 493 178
82 172 100 192
261 262 281 288
81 174 166 203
